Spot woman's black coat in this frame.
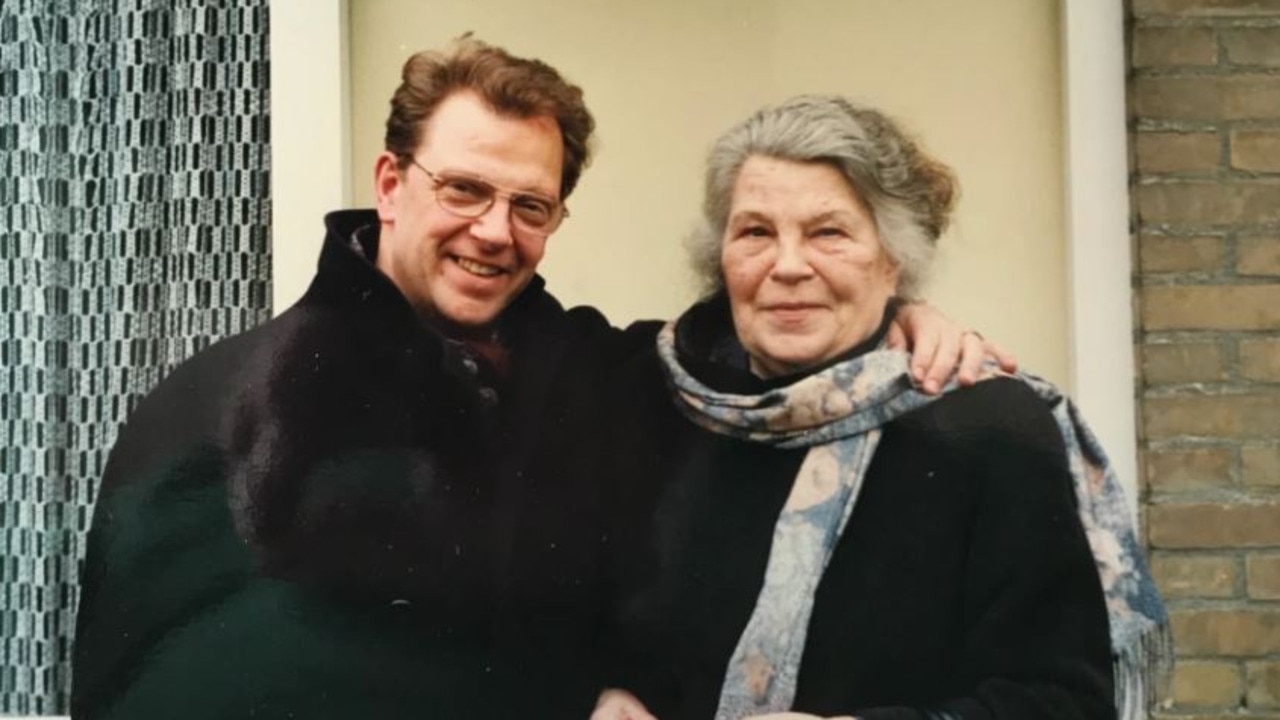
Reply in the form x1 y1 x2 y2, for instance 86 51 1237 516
608 299 1116 720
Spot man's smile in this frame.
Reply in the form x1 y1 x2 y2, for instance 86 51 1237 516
452 255 507 277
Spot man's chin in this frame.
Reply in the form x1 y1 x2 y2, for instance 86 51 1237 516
429 299 508 339
426 277 533 337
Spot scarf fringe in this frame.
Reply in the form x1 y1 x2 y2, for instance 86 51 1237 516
1114 621 1174 720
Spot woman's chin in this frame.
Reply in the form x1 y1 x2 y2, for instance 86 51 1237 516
750 350 827 379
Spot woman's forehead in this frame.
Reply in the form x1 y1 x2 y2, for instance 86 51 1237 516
734 157 857 195
729 158 869 218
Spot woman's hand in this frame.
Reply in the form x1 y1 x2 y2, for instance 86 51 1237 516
888 300 1018 394
590 688 659 720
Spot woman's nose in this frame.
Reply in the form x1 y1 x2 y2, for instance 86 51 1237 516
770 237 814 282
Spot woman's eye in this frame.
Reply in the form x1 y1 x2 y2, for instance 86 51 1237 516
814 227 846 238
740 225 770 238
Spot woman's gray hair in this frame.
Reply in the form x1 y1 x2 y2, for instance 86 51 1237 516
689 95 957 299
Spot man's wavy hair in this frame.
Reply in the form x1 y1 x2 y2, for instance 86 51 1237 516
384 35 595 200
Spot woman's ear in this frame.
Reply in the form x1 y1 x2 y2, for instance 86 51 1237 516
882 253 902 293
374 152 404 223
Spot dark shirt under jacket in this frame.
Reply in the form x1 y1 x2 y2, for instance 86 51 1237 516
609 297 1115 720
71 209 656 719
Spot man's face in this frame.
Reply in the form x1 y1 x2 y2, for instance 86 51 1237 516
375 91 565 334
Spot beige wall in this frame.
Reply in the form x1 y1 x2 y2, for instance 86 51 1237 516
271 0 349 315
344 0 1069 385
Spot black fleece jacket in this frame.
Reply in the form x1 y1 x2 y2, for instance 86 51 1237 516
71 209 655 719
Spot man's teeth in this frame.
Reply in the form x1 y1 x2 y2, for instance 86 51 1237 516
455 257 502 277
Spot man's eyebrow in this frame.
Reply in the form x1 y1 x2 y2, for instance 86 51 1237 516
435 168 557 201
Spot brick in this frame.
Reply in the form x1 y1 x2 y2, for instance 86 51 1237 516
1144 393 1280 439
1142 285 1280 330
1224 28 1280 67
1140 235 1226 273
1241 338 1280 381
1244 446 1280 486
1232 130 1280 172
1135 0 1280 15
1137 132 1221 173
1240 237 1280 275
1152 552 1238 597
1135 27 1218 67
1136 181 1280 225
1133 75 1280 121
1150 502 1280 547
1170 608 1280 655
1171 660 1243 708
1249 554 1280 599
1143 343 1229 385
1250 661 1280 709
1146 447 1234 491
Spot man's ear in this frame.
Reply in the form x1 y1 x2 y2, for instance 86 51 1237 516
374 152 404 223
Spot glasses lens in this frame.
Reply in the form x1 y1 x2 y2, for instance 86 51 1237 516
425 167 562 234
435 177 493 216
510 196 557 230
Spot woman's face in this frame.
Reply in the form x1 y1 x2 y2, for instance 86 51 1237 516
721 156 900 379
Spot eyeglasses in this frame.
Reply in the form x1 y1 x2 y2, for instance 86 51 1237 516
404 157 568 236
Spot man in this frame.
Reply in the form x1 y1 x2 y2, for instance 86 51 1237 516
71 37 1001 719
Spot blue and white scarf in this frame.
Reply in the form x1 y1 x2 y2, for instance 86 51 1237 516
655 321 1171 720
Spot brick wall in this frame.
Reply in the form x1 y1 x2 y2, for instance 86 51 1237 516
1129 0 1280 716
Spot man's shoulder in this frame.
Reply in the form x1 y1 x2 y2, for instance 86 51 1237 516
562 304 662 343
122 301 337 413
98 310 305 485
101 290 389 459
514 283 663 358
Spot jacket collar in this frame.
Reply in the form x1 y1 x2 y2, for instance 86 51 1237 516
306 209 560 346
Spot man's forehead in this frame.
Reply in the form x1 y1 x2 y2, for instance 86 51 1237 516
418 91 560 148
415 91 564 193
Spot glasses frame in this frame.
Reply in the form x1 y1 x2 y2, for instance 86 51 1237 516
402 156 569 237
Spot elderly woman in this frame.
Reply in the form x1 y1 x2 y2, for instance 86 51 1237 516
597 96 1167 720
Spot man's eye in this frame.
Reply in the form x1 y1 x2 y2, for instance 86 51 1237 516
740 226 770 237
513 196 553 218
442 179 490 201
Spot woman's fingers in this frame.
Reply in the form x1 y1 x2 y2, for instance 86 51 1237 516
590 688 659 720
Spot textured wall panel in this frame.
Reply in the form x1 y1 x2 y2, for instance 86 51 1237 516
0 1 271 713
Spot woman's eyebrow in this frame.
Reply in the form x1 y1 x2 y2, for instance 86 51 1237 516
806 210 855 225
727 210 771 226
796 211 862 232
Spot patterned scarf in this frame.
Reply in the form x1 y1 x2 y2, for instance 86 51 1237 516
655 321 1171 720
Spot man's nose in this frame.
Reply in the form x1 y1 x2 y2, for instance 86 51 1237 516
469 200 515 248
